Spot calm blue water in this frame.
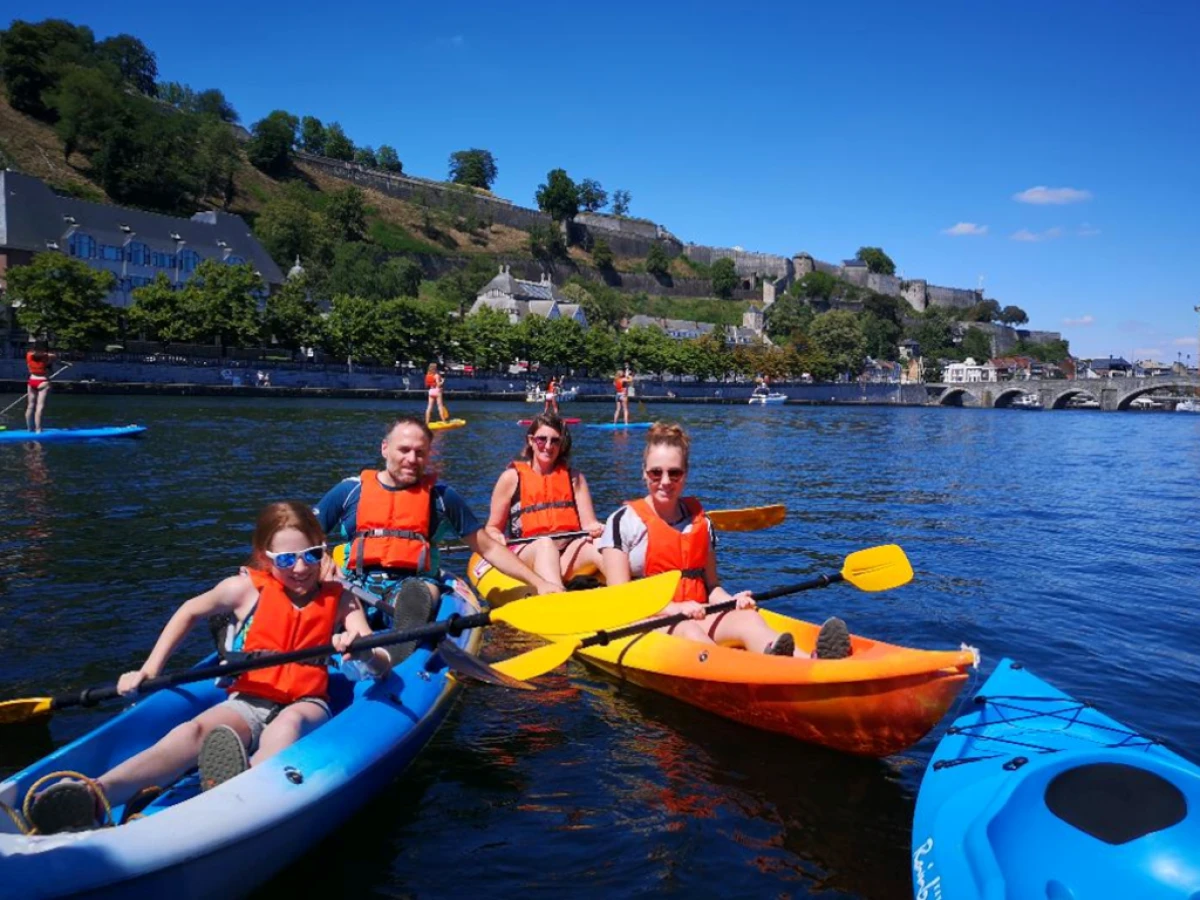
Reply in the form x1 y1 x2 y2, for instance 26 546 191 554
2 396 1198 899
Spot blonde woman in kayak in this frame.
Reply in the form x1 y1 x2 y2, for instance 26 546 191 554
28 502 387 834
598 422 851 658
483 412 606 592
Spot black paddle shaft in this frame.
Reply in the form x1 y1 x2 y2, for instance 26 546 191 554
440 530 590 555
49 611 496 711
580 572 845 648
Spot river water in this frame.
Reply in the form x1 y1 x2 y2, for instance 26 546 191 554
2 396 1198 899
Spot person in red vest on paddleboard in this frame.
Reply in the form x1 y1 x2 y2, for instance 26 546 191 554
543 375 561 416
613 367 634 425
27 501 385 835
24 338 57 433
483 413 607 591
423 363 448 425
598 422 853 658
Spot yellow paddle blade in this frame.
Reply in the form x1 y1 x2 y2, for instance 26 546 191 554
491 639 581 681
708 504 786 532
0 697 52 726
841 544 913 592
494 571 679 638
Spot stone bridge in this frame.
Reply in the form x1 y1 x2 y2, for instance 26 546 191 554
929 376 1200 411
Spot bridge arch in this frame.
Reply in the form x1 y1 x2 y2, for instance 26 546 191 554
937 387 975 406
994 387 1039 408
1051 386 1100 410
1116 381 1197 411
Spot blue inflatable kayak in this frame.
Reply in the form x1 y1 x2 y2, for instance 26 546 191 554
912 659 1200 900
0 578 483 899
0 425 146 444
585 422 653 430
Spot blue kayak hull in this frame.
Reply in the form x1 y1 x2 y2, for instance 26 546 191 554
0 425 146 444
912 658 1200 900
585 422 653 430
0 578 483 899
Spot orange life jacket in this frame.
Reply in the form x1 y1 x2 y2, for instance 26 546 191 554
349 471 434 575
228 569 341 704
614 376 626 392
627 497 710 603
510 460 580 537
425 372 438 388
26 352 49 377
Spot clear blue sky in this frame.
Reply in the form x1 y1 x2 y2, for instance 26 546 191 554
10 1 1199 360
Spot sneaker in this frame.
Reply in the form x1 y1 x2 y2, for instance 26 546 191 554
814 617 852 660
198 725 249 791
29 781 99 834
382 578 437 666
766 632 796 656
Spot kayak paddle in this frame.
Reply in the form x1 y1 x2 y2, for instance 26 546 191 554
0 572 680 726
437 505 787 554
491 544 912 681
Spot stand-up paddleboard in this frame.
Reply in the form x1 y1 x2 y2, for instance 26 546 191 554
0 424 146 444
586 422 653 430
518 418 581 426
428 419 467 432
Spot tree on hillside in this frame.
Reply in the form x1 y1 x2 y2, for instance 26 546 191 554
192 88 238 122
195 117 241 206
765 293 815 342
964 298 1002 323
97 34 157 95
449 149 498 190
431 256 500 316
591 239 615 271
561 279 629 330
0 19 97 118
6 253 117 350
611 189 632 217
536 169 580 223
324 187 368 243
528 223 567 261
255 188 327 269
354 146 377 168
323 243 423 301
377 144 402 173
91 102 201 212
247 109 298 176
49 65 123 160
578 179 608 213
791 270 838 302
324 122 354 161
263 277 325 353
855 246 896 276
710 257 738 300
158 81 194 110
961 327 992 361
299 116 325 154
1000 304 1029 325
645 243 670 278
809 309 868 377
910 305 957 360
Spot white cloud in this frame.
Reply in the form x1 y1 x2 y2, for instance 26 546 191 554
1077 223 1101 237
1013 186 1092 205
1174 336 1199 347
942 222 988 236
436 34 465 47
1063 315 1095 327
1011 227 1064 242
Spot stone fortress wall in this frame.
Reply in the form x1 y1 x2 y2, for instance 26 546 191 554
302 152 1038 324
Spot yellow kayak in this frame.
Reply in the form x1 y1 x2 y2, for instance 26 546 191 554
429 419 467 431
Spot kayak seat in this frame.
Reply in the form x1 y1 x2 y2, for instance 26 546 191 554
1045 762 1186 845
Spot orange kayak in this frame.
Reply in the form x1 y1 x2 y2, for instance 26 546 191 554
467 557 978 757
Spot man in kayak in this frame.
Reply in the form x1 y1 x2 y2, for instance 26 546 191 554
598 422 852 658
316 416 557 645
482 413 606 591
28 502 385 834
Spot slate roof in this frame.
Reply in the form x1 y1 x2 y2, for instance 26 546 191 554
0 170 284 284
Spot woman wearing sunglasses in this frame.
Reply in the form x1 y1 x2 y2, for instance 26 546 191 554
599 422 852 658
483 413 607 591
28 501 385 835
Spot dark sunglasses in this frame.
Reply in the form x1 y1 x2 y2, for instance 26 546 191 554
532 435 562 447
265 546 325 569
645 467 685 483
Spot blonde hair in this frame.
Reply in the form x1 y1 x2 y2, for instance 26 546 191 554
248 501 326 569
426 362 438 374
644 421 690 470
